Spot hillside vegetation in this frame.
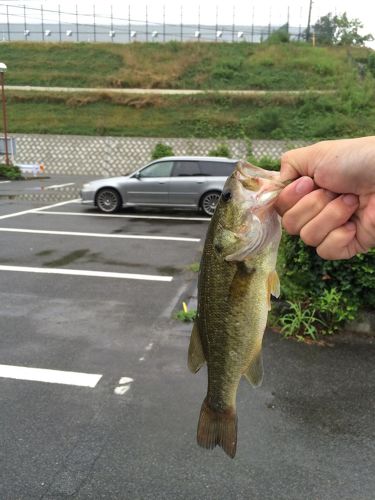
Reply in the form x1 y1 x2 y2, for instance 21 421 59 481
0 41 371 89
1 41 375 139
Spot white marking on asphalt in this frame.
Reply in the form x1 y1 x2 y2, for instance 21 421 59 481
0 364 102 388
114 385 130 395
36 210 210 221
0 265 173 282
0 227 200 242
138 357 145 362
0 199 79 220
114 376 134 395
119 376 134 385
0 180 11 184
145 342 154 351
44 183 75 190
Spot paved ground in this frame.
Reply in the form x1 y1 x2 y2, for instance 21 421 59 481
0 175 374 499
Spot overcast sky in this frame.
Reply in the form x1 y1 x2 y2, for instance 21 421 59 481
3 0 375 45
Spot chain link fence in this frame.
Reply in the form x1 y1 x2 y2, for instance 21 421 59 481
0 3 308 43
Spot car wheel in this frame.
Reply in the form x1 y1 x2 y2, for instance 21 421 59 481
201 191 221 217
96 188 122 213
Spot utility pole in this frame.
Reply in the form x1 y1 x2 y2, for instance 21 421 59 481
306 0 313 41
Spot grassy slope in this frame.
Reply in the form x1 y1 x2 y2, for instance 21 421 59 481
1 41 375 139
0 41 370 90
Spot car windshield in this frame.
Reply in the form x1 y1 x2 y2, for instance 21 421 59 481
139 161 174 177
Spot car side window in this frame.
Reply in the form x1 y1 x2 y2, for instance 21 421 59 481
172 161 201 177
199 161 236 176
140 161 174 178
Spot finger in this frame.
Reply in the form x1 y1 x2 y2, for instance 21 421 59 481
316 222 358 260
300 194 359 247
280 145 317 182
275 177 315 216
282 189 337 235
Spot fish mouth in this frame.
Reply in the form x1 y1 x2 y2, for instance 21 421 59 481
234 161 286 208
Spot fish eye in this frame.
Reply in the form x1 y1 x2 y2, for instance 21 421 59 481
222 190 232 202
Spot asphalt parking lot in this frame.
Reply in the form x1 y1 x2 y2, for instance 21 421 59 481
0 175 375 499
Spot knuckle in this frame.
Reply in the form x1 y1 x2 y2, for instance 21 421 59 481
300 226 319 247
316 246 333 260
282 214 300 235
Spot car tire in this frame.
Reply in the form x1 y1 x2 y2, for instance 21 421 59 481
95 188 122 213
200 191 221 217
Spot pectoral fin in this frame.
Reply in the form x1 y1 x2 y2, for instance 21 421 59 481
267 270 280 310
243 349 264 387
188 322 206 373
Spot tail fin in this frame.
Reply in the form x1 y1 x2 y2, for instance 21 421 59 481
196 399 237 458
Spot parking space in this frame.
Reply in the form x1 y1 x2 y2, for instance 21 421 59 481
0 184 208 367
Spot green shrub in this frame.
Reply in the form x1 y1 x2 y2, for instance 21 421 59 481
151 142 174 160
0 164 22 180
258 109 283 134
275 233 375 338
208 143 231 158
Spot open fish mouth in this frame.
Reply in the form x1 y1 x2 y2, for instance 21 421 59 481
234 161 287 208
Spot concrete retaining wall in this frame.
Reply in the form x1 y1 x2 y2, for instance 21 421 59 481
8 134 309 176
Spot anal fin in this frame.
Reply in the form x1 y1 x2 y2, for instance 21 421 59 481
243 349 264 387
267 270 280 310
188 322 206 373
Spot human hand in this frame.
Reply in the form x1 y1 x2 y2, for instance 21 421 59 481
275 137 375 260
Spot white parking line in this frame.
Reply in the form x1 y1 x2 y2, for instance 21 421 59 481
0 227 200 242
0 199 79 220
0 265 173 281
36 211 210 222
44 183 75 190
0 364 102 388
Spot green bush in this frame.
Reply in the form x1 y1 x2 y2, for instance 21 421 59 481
0 164 22 180
151 142 174 160
276 233 375 338
208 143 231 158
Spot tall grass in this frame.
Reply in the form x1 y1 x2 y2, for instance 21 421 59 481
0 41 372 90
6 84 375 139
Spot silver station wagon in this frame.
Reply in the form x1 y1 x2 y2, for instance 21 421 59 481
80 156 238 216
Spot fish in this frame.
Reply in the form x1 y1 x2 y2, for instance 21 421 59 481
188 160 285 458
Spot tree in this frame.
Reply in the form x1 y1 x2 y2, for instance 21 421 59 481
313 12 374 46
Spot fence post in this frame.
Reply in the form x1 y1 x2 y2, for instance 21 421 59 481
232 6 235 43
23 4 28 41
41 4 44 41
93 5 96 42
163 4 165 42
251 6 254 43
145 5 148 42
110 5 114 43
58 4 62 42
75 4 79 42
215 6 218 42
180 6 183 42
6 5 10 41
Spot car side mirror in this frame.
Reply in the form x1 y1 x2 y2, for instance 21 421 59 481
133 172 141 180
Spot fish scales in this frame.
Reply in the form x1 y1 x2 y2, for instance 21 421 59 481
188 160 284 458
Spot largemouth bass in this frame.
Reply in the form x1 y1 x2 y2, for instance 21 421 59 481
188 160 285 458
